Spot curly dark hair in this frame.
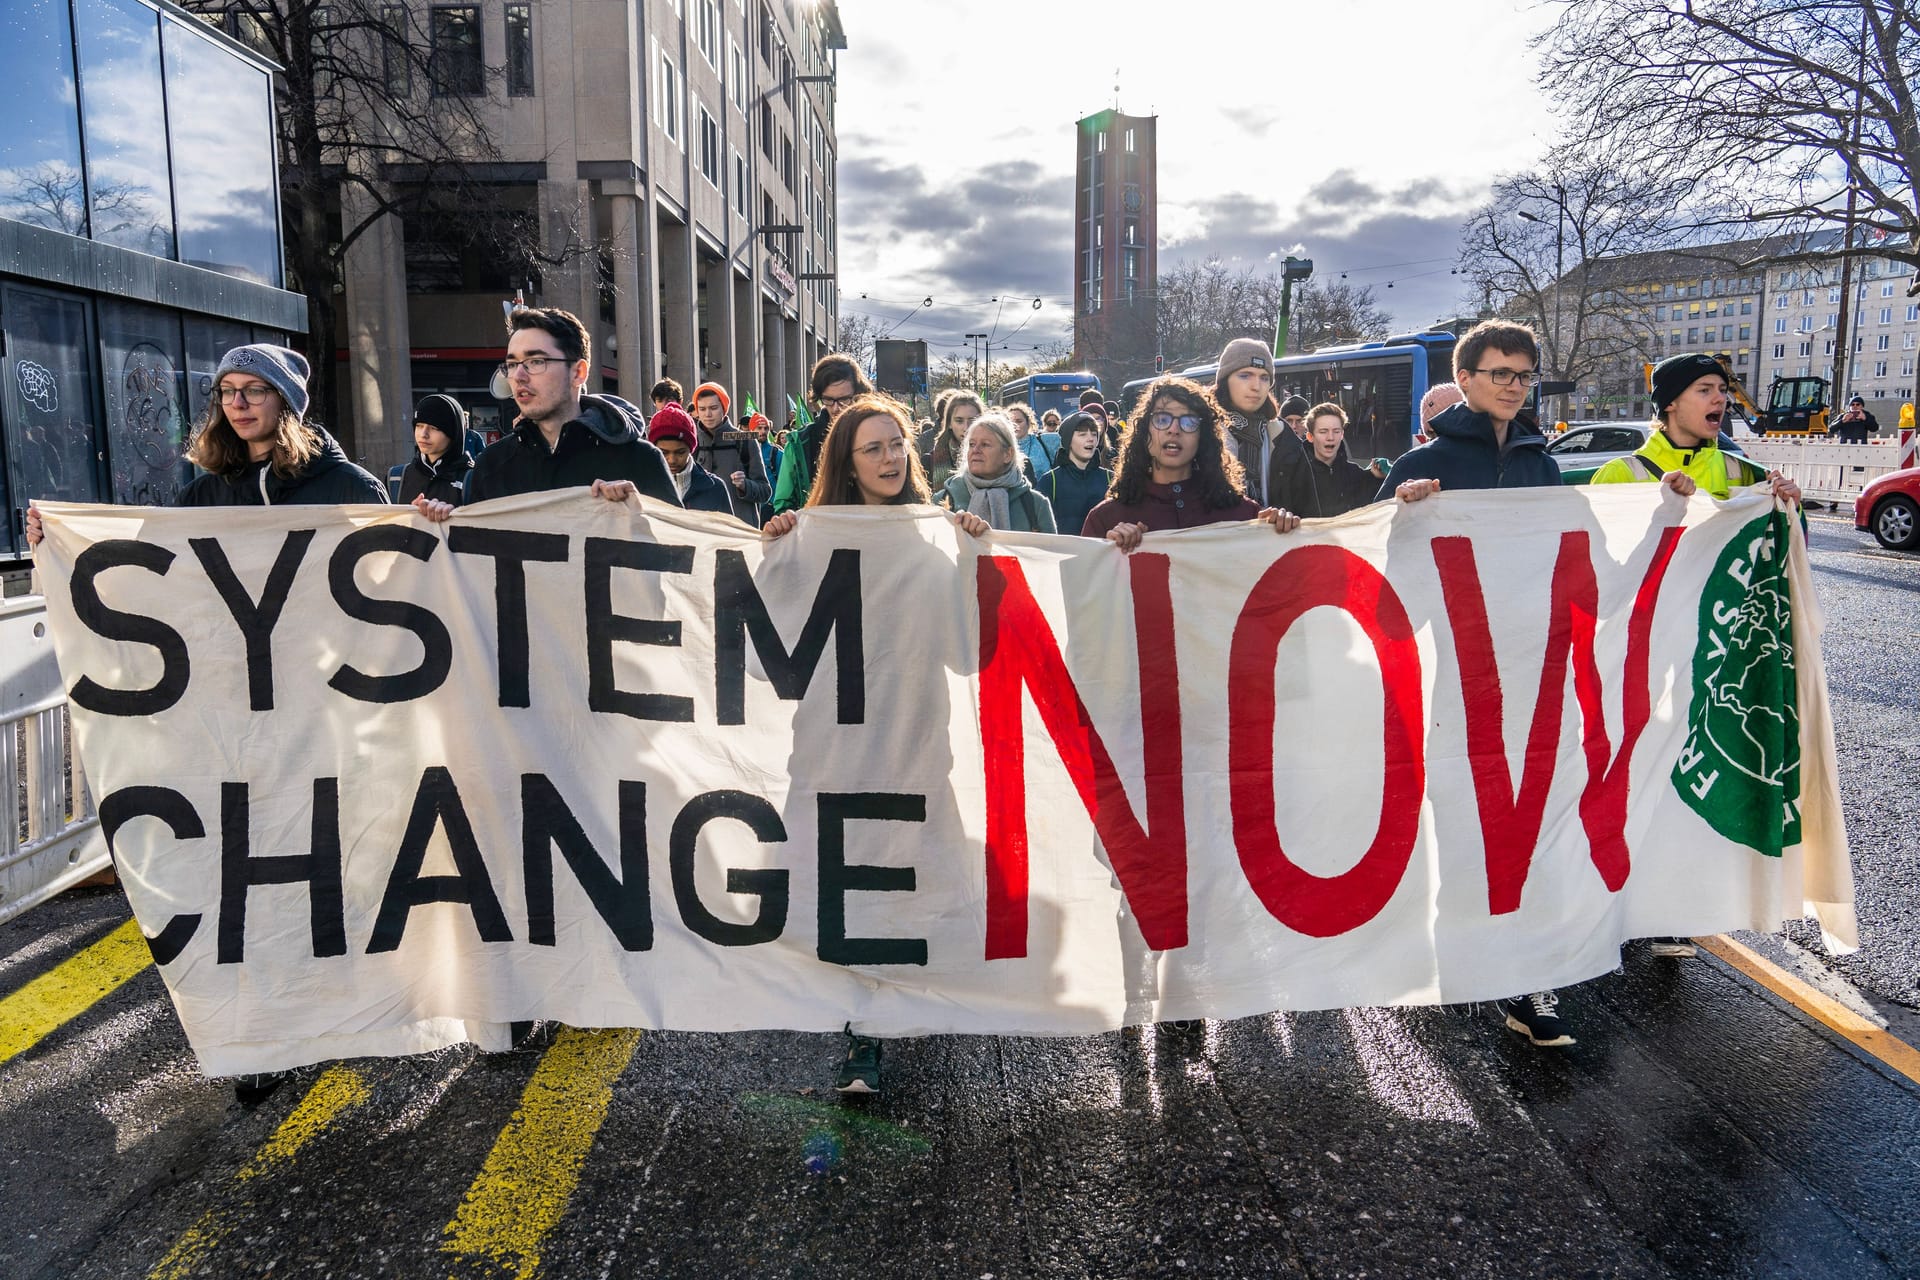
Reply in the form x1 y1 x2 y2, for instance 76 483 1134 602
1109 376 1248 509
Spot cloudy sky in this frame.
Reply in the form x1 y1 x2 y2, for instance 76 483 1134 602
832 0 1559 365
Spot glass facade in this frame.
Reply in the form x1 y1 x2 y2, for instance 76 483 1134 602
1 3 290 563
75 0 177 259
162 15 280 284
0 0 88 234
0 0 280 286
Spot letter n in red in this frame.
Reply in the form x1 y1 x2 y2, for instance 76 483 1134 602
976 554 1186 959
1433 527 1684 914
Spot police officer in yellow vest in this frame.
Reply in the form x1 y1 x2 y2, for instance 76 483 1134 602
1592 352 1802 503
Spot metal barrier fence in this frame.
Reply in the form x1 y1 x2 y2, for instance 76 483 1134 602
1738 439 1902 504
2 596 108 926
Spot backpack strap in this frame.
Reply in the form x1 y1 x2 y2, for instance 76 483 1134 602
1635 453 1666 480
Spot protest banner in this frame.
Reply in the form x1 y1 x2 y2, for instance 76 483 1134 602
31 487 1854 1075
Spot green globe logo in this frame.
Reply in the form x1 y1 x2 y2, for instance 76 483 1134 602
1673 511 1801 856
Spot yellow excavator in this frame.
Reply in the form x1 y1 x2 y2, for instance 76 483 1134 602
1644 361 1830 436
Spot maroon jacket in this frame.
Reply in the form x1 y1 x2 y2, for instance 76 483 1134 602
1080 480 1260 538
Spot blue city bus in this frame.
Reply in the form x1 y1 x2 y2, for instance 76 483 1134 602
1165 331 1459 462
997 372 1101 421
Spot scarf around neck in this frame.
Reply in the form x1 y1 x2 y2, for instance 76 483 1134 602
956 464 1028 529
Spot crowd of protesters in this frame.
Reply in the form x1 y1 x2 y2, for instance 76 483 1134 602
20 305 1810 1097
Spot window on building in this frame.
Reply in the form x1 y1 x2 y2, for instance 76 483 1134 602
1124 127 1135 152
698 0 719 67
1879 307 1893 324
1883 281 1896 297
1874 360 1888 378
505 4 533 96
1907 304 1919 322
1721 324 1734 341
1772 343 1786 359
1774 317 1788 333
1906 333 1917 349
781 133 793 188
732 149 748 218
1093 221 1102 248
760 101 774 159
1824 339 1835 354
1799 316 1814 332
1654 305 1666 322
1798 342 1811 357
1801 291 1814 307
1737 350 1749 366
1904 359 1915 378
1826 312 1839 328
380 5 410 96
1687 326 1699 342
728 36 746 112
1877 333 1891 350
430 5 482 95
656 46 682 145
161 15 280 284
699 107 720 186
1854 335 1865 352
762 189 774 230
1738 324 1750 340
1774 294 1789 309
1670 329 1683 345
1829 287 1841 303
1706 300 1719 316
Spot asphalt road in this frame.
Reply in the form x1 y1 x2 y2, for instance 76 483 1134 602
1 513 1914 1280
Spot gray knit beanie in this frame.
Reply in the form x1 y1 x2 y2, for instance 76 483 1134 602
214 344 310 418
1217 337 1275 383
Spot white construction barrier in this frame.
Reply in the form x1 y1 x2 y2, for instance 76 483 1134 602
1 596 108 925
1738 439 1903 503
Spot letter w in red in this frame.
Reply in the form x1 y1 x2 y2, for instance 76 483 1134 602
976 555 1186 959
1433 528 1683 914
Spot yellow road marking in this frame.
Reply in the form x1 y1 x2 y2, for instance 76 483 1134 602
0 918 153 1064
1699 935 1920 1087
149 1067 371 1279
441 1027 643 1278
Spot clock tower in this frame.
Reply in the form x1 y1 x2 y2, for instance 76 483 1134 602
1073 108 1158 399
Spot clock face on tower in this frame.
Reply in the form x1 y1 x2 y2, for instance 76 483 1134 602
1123 186 1143 213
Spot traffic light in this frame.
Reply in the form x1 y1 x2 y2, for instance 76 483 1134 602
1154 354 1164 372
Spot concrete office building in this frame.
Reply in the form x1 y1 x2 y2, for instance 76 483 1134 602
1073 108 1156 395
337 0 846 469
0 0 305 576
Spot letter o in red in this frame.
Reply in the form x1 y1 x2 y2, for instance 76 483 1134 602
1228 546 1426 937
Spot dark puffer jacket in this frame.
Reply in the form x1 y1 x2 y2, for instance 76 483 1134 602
397 447 475 505
178 426 388 506
1374 402 1560 500
1287 452 1380 518
466 394 680 505
1226 409 1306 508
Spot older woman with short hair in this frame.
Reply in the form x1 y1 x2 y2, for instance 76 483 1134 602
940 412 1057 533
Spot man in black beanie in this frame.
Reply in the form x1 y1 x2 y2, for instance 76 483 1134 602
1278 394 1311 440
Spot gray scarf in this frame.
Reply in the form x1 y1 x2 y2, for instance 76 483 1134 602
955 464 1029 530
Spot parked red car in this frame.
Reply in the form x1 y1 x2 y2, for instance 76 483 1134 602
1855 467 1920 551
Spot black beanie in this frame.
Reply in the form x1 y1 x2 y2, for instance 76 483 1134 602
1650 353 1727 412
414 393 467 441
1078 388 1105 410
1278 394 1311 418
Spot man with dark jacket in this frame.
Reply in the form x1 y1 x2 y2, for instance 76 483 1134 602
1375 319 1582 1051
1287 402 1380 518
690 381 771 522
1375 320 1562 503
648 402 739 517
397 393 474 505
771 352 873 513
444 307 679 510
1214 338 1306 508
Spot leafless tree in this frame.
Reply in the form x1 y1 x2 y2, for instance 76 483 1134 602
834 311 881 368
1153 259 1392 367
178 2 559 445
1456 150 1695 393
3 165 146 239
1542 0 1920 293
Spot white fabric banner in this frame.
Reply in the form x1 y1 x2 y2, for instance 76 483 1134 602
32 487 1855 1075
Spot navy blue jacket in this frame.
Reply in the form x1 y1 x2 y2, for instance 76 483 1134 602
1375 403 1560 500
676 463 739 518
1041 459 1112 538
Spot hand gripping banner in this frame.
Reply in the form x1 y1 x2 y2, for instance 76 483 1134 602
31 487 1856 1075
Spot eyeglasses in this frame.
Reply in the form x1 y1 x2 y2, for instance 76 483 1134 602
217 383 276 405
1466 367 1541 388
854 439 908 461
1148 412 1203 433
820 394 859 411
498 354 565 380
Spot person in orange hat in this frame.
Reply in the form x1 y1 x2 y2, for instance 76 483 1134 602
689 381 771 525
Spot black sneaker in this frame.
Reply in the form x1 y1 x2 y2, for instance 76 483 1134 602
1649 937 1697 959
834 1031 882 1095
233 1071 290 1107
1497 991 1576 1047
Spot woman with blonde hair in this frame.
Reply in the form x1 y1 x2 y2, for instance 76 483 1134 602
939 412 1057 533
919 388 984 492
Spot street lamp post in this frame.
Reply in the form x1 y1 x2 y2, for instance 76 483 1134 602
964 333 986 392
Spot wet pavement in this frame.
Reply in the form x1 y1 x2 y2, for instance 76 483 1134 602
1 514 1914 1280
